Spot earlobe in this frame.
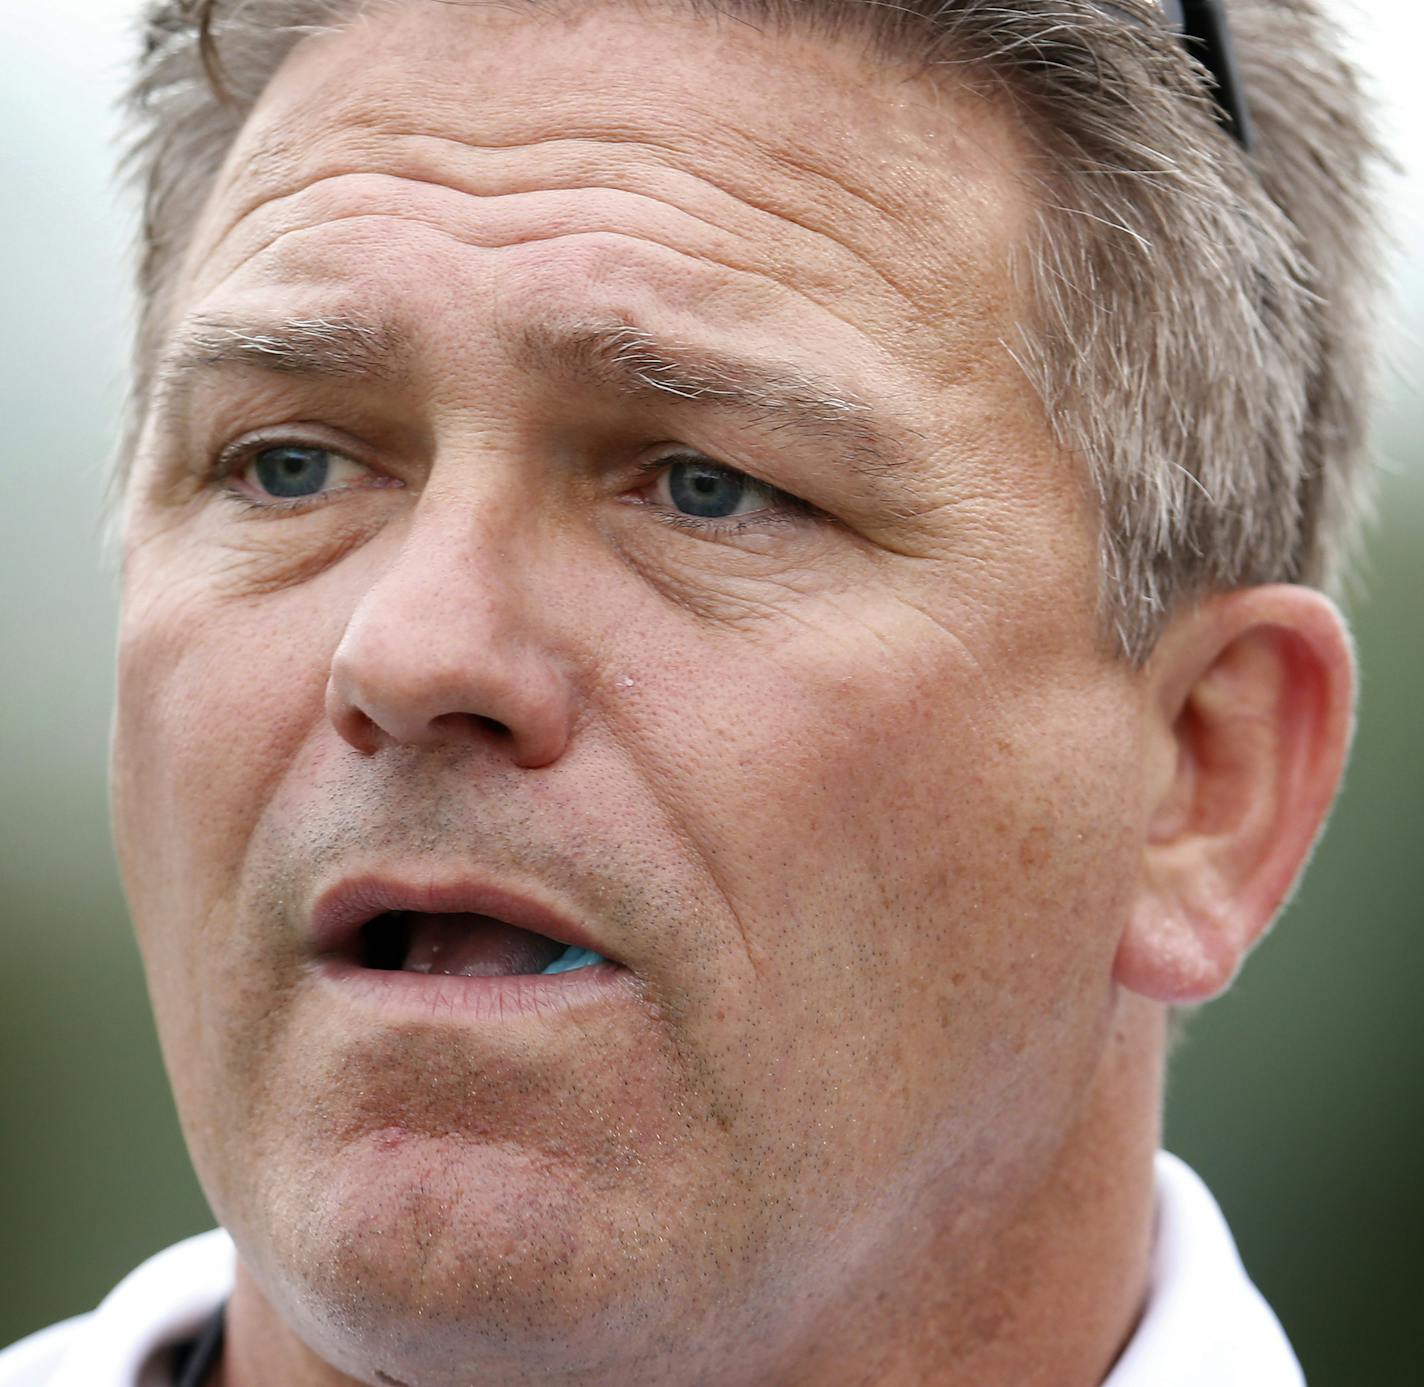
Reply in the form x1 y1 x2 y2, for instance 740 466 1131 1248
1114 586 1356 1005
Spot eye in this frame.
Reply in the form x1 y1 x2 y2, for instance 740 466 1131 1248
247 444 365 498
648 456 794 522
225 442 382 505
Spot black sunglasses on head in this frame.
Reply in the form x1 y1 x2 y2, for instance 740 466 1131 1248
1102 1 1252 148
1157 0 1253 148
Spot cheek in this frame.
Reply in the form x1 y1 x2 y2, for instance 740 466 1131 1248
111 561 337 1036
621 603 1142 1183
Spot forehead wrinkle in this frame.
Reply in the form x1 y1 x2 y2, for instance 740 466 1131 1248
201 134 674 285
192 18 1013 328
186 198 912 385
200 129 935 329
421 126 935 316
376 123 944 313
201 162 746 299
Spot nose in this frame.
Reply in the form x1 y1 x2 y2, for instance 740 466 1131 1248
326 516 576 769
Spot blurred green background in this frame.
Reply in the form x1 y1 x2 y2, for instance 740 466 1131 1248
2 2 1420 1382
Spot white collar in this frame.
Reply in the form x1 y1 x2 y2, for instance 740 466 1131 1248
1104 1152 1303 1386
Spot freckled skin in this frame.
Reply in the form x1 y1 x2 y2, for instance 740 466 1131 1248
112 5 1165 1386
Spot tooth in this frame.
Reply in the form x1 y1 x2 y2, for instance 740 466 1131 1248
541 945 606 975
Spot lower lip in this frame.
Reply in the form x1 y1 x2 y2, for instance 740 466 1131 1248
312 957 634 1022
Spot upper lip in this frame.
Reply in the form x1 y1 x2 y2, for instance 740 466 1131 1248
309 874 611 960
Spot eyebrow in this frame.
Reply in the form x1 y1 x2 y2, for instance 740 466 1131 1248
152 314 406 419
151 313 905 477
515 320 904 476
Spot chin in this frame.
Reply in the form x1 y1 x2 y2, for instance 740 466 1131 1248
236 1132 718 1386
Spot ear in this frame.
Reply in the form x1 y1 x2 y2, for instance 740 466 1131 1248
1114 585 1355 1004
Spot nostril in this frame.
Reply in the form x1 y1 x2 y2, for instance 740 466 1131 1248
333 702 385 757
428 711 513 742
326 648 569 764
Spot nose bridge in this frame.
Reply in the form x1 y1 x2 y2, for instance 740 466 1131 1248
326 492 575 768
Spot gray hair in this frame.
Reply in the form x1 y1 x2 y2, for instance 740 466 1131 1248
121 0 1383 661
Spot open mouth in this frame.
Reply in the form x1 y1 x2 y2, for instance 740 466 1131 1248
355 911 607 978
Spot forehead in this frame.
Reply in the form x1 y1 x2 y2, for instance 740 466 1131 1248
173 2 1038 388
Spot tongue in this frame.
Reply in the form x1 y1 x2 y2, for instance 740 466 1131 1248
400 912 565 977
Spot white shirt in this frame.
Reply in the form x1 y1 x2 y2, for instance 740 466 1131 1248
0 1152 1303 1386
1102 1153 1304 1386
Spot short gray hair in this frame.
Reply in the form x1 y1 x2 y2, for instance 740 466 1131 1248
121 0 1384 660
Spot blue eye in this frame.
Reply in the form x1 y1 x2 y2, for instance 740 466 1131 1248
252 445 334 498
662 459 774 519
226 443 379 506
667 460 746 518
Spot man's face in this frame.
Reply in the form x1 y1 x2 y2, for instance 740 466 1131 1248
113 4 1149 1381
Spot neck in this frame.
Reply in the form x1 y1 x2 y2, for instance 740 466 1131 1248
793 991 1166 1387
